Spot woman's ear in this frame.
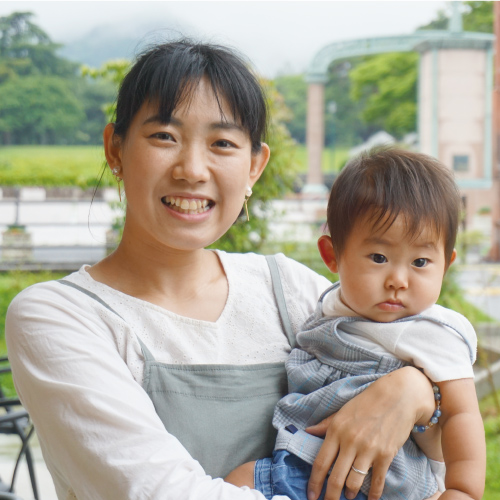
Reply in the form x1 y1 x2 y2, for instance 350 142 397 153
317 235 339 273
248 143 270 187
103 123 122 171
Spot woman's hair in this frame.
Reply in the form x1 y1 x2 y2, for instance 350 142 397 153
326 147 462 264
113 39 268 153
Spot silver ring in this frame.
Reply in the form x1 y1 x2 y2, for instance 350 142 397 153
351 465 369 476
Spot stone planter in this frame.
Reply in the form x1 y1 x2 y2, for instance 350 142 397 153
1 228 33 262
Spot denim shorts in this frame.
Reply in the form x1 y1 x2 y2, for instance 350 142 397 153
254 450 368 500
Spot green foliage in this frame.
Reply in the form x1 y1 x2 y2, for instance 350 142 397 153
420 2 493 33
463 1 494 33
274 74 307 143
0 75 86 144
0 271 64 396
349 53 419 138
0 12 85 144
437 265 492 323
0 11 114 146
0 12 76 80
274 61 375 147
480 388 500 499
82 59 131 121
0 145 109 187
72 78 117 144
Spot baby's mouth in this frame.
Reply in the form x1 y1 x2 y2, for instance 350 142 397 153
162 196 213 215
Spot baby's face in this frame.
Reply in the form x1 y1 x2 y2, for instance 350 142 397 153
335 214 453 322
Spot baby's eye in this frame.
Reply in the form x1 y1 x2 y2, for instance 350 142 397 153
370 254 387 264
412 258 428 268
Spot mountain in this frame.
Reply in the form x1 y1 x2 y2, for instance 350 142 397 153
58 17 194 68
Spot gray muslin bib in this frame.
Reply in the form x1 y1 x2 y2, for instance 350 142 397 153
59 255 295 479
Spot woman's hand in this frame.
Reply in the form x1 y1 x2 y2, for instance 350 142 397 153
305 366 436 500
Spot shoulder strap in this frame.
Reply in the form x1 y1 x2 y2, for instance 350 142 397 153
58 280 125 320
265 255 296 348
58 279 156 362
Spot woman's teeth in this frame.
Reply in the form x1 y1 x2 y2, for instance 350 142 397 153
163 196 211 214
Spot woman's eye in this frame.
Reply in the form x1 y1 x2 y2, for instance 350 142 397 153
370 254 387 264
412 258 428 268
151 132 173 141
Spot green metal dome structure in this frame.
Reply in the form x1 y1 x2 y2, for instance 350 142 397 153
304 2 495 210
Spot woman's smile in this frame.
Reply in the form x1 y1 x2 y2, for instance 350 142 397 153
161 195 213 215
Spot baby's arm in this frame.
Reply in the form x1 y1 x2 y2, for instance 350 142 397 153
413 423 443 462
435 378 485 499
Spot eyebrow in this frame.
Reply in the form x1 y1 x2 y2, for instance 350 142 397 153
364 236 439 251
142 114 245 132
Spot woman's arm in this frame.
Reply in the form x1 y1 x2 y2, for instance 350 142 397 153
6 285 284 500
305 366 437 500
436 378 485 500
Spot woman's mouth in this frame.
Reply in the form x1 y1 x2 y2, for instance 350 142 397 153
162 196 213 215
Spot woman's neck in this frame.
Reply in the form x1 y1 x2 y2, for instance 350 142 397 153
88 234 228 321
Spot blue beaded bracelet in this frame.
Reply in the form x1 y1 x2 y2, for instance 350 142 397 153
412 385 441 433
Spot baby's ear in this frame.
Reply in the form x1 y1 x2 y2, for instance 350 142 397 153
317 235 339 273
448 248 457 266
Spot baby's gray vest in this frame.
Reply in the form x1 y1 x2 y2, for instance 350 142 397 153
59 255 294 479
272 283 469 500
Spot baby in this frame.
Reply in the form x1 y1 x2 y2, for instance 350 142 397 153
227 148 485 500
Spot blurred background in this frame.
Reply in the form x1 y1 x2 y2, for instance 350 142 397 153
0 2 499 499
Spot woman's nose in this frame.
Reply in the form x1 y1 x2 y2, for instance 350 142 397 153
172 144 210 183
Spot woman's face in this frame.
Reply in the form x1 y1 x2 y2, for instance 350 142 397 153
104 78 269 253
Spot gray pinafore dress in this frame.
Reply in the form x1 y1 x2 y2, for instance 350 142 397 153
59 255 295 479
272 283 475 499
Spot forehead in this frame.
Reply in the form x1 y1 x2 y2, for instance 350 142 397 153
355 211 444 249
132 93 242 136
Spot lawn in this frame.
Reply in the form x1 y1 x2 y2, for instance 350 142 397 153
0 144 351 188
0 145 110 188
293 143 350 173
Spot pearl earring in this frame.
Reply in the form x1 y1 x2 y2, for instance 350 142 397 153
244 186 252 221
111 167 122 202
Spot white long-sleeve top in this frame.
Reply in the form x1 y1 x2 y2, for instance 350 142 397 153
6 251 330 500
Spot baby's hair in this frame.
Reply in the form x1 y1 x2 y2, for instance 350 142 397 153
327 147 461 264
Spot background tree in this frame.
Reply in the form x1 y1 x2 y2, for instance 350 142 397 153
275 61 375 149
419 1 494 33
349 52 418 139
0 76 85 144
0 12 76 79
349 1 493 140
0 11 114 145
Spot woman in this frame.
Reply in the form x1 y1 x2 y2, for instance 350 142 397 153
6 41 438 500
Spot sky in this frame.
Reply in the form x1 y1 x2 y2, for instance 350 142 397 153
1 1 449 77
